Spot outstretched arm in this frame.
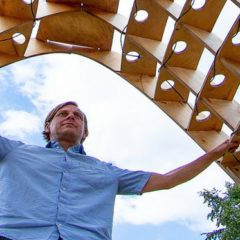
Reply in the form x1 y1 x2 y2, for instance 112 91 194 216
141 140 239 193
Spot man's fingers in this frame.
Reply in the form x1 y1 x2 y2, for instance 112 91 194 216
228 141 240 153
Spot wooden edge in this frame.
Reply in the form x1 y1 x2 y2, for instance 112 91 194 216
36 1 78 19
127 34 167 63
47 0 119 13
126 0 169 41
167 66 205 94
200 59 239 100
0 53 22 68
188 130 228 152
0 0 38 20
202 98 240 130
231 0 240 7
119 73 158 99
179 0 226 32
163 24 204 69
219 15 240 62
154 100 192 130
121 37 157 76
73 48 121 72
182 23 223 54
221 57 240 80
155 67 190 102
0 16 27 32
153 0 184 20
86 7 128 32
187 100 223 131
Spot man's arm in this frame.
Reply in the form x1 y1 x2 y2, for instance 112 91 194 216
141 140 239 193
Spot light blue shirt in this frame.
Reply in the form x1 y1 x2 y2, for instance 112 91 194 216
0 136 151 240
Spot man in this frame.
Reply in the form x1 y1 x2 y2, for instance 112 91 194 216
0 101 239 240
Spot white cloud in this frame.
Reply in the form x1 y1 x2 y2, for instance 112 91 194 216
114 164 232 233
0 110 41 139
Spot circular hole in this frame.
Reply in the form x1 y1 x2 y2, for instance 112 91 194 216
172 41 187 53
12 33 26 45
126 51 140 62
196 111 211 122
22 0 35 4
210 74 225 87
161 80 175 91
232 32 240 46
134 10 149 22
191 0 206 10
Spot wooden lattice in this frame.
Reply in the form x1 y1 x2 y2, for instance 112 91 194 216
0 0 240 184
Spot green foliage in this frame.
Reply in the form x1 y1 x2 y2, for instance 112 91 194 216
199 182 240 240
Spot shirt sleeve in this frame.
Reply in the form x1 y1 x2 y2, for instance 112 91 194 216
0 136 24 161
109 164 152 195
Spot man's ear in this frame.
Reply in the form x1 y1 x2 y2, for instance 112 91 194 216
44 122 50 134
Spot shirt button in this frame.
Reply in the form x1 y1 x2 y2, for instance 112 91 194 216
57 223 62 227
62 187 66 191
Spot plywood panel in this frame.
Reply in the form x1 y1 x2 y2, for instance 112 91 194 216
87 10 128 32
127 0 169 41
36 2 76 18
163 25 204 69
47 0 119 13
75 49 121 72
154 0 184 20
0 53 22 68
120 73 158 99
219 16 240 62
179 0 226 32
121 37 157 75
188 130 228 152
167 67 205 94
0 21 34 57
182 24 223 54
155 67 189 102
221 58 240 79
37 11 114 50
127 34 167 63
0 16 26 32
25 38 72 57
201 59 239 100
155 101 192 130
203 98 240 130
188 101 223 131
0 0 38 20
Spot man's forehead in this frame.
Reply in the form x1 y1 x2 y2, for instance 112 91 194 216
57 104 82 113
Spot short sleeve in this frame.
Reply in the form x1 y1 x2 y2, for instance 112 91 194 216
109 164 151 195
0 136 24 161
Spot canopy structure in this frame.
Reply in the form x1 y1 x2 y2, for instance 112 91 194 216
0 0 239 184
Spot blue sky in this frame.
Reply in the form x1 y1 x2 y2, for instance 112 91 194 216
0 54 234 239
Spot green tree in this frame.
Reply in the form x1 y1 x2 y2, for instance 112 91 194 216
199 182 240 240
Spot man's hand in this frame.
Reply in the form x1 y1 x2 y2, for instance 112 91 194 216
210 139 239 158
141 138 240 193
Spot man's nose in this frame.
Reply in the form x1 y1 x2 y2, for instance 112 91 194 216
67 112 75 119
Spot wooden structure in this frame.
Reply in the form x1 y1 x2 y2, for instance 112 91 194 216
0 0 239 184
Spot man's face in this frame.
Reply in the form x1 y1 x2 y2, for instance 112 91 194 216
45 104 85 144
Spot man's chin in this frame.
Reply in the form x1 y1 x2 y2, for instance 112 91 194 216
59 131 82 143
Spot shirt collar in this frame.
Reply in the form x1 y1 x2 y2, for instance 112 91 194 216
46 140 86 155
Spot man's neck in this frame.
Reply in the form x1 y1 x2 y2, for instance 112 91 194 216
57 140 80 151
